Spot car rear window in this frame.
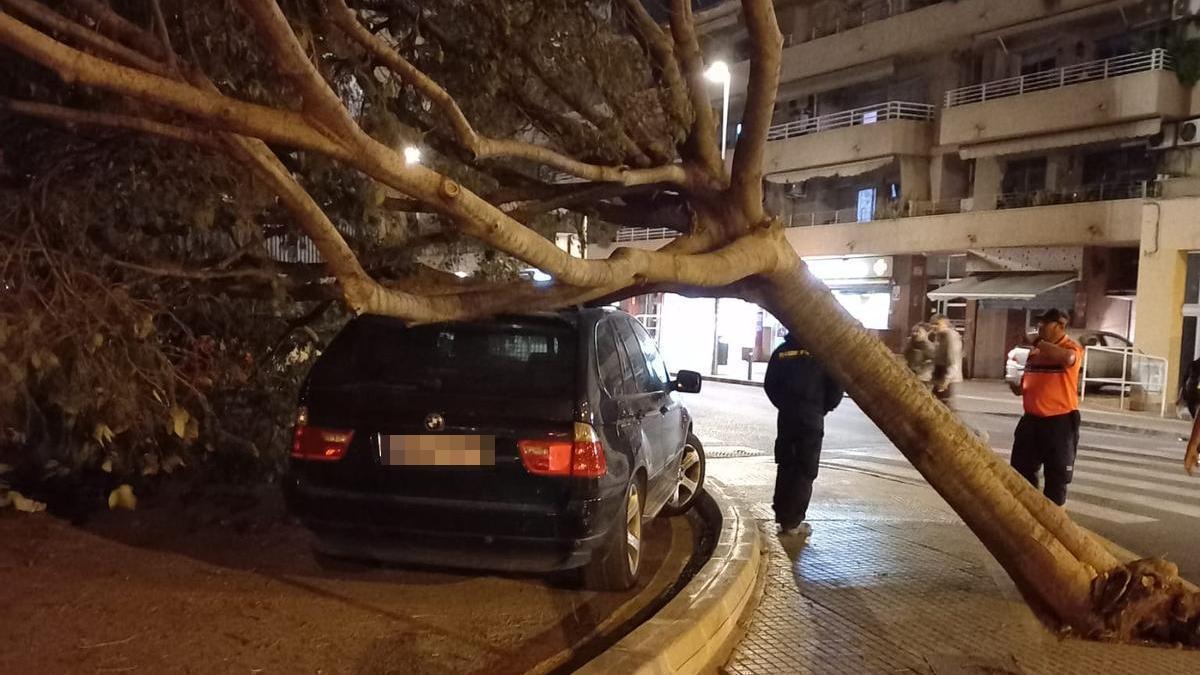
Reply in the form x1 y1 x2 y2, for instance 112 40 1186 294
309 318 577 398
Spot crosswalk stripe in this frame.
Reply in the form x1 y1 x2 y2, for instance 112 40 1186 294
991 448 1197 487
822 458 1156 525
1080 443 1184 463
848 445 1200 504
1069 472 1200 500
1065 484 1200 519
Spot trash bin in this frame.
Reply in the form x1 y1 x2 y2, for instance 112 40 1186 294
1128 384 1147 412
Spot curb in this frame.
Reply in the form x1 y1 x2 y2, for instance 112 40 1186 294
962 408 1186 440
698 378 1187 441
575 482 764 675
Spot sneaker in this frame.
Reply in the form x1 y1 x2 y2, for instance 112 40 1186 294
778 522 812 539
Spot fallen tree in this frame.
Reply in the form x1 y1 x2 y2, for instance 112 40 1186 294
1 0 1197 645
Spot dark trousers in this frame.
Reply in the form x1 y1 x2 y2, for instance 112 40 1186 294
773 432 823 527
1010 410 1081 506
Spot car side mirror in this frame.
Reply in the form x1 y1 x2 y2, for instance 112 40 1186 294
673 370 702 394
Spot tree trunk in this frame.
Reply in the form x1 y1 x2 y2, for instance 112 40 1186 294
753 250 1200 642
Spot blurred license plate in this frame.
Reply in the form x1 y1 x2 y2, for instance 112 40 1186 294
379 435 496 466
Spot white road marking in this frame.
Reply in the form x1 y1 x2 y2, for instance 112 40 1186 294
822 457 1157 525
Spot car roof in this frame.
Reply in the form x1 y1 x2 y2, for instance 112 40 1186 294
354 306 623 331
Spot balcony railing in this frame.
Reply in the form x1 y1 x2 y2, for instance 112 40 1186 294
615 227 680 243
612 180 1160 241
766 101 935 142
944 49 1173 108
795 1 948 45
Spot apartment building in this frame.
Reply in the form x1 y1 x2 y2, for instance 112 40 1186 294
593 0 1200 394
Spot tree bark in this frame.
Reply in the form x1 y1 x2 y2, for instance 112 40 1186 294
755 242 1200 643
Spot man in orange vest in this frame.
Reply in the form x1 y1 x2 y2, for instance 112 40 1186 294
1010 309 1083 505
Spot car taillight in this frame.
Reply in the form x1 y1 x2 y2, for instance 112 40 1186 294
291 408 353 462
519 422 607 478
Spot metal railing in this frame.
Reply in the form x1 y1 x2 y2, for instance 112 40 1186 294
614 179 1161 240
783 208 861 228
1080 345 1170 418
614 227 680 243
798 1 947 44
991 180 1161 210
944 49 1173 108
767 101 935 142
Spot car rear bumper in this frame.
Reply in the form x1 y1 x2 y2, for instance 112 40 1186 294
283 477 622 572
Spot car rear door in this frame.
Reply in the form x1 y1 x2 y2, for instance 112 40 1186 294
615 317 681 513
595 318 639 484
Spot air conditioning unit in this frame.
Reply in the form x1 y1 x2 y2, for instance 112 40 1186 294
1178 118 1200 146
1175 0 1200 19
1148 123 1178 150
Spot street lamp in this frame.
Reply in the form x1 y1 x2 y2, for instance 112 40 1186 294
403 146 422 165
705 61 731 159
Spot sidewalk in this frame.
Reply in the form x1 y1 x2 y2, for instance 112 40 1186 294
955 379 1193 439
709 457 1200 674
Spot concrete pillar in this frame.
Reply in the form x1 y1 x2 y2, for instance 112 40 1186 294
777 4 811 42
1045 151 1070 193
1075 247 1108 330
1134 200 1200 388
930 153 970 205
888 255 929 338
972 156 1003 211
899 156 931 208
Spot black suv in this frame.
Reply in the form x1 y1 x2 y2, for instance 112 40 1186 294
283 308 705 590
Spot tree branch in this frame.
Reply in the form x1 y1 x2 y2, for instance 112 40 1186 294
1 0 169 76
325 0 687 188
0 10 349 159
0 97 218 148
730 0 782 223
67 0 167 60
234 0 361 143
667 0 724 179
615 0 692 142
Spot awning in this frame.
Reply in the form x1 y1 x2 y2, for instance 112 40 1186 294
959 119 1161 159
927 272 1078 301
766 156 894 184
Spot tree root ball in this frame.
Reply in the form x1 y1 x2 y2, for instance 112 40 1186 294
1091 558 1200 646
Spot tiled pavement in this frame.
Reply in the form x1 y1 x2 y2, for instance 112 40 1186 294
712 457 1200 675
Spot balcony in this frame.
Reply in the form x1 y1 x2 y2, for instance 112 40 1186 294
763 101 934 177
940 50 1188 149
795 0 947 46
945 50 1172 107
732 0 1132 98
768 101 934 141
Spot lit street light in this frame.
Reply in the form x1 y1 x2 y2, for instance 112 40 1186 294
403 146 422 165
704 61 731 159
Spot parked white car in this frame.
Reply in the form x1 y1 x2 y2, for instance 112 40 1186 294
1005 330 1134 393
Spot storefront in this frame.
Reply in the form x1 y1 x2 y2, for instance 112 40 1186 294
618 254 898 381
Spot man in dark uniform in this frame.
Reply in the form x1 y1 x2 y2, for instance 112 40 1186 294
764 333 844 539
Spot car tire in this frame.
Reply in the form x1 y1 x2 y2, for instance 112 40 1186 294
660 434 706 517
582 477 643 592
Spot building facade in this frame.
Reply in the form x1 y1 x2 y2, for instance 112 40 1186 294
594 0 1200 396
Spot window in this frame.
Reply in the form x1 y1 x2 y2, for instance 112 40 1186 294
310 319 575 399
596 321 627 397
630 319 670 391
618 321 659 393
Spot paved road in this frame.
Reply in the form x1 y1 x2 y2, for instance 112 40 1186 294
0 490 698 674
684 381 1200 581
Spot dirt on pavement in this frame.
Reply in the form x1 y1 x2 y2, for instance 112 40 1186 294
0 486 700 674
